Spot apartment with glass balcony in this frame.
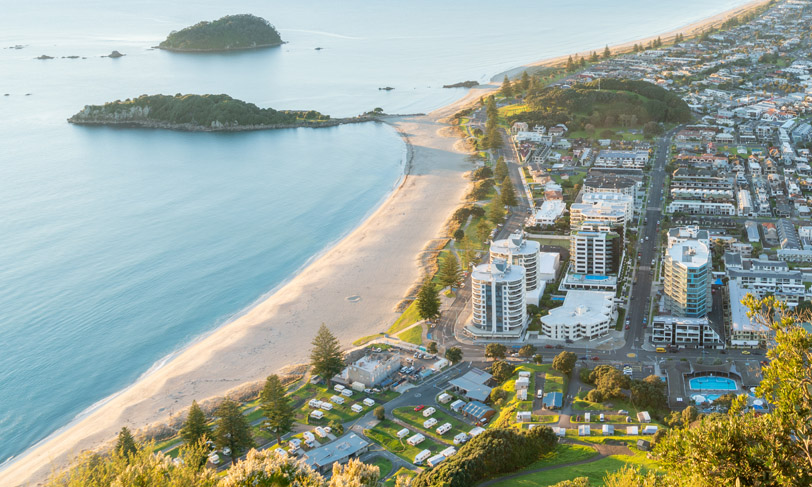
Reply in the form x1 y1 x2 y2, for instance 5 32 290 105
469 259 527 338
663 239 711 318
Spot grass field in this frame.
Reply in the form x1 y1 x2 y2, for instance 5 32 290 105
383 467 417 487
368 456 394 479
393 406 469 442
388 302 421 334
365 419 442 463
353 333 384 346
397 325 423 345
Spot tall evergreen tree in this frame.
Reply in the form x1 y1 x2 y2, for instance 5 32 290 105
486 198 505 224
501 75 513 98
310 324 344 382
566 55 574 71
416 279 441 321
437 253 463 289
494 156 508 181
602 45 611 59
458 235 477 269
476 218 491 243
214 399 255 465
260 374 295 446
501 176 518 207
115 426 138 461
180 400 212 448
590 51 599 62
520 70 530 92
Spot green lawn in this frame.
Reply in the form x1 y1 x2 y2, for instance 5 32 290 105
388 301 421 334
528 443 598 469
383 467 417 487
544 371 565 394
364 420 442 463
368 456 394 479
487 452 655 487
393 406 469 441
397 325 423 345
353 333 385 346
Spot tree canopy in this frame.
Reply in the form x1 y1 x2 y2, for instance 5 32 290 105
416 279 441 321
260 374 294 445
70 94 329 129
310 324 345 382
159 14 283 52
214 399 255 465
180 400 212 448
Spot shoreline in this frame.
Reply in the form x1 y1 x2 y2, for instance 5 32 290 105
1 1 770 484
66 116 372 132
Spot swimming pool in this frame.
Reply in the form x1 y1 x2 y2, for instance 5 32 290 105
689 376 737 391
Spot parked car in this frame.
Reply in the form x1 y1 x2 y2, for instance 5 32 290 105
414 405 425 412
625 325 630 330
591 356 599 361
544 344 553 349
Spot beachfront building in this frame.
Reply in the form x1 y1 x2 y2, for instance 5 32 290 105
540 290 615 341
469 259 527 338
342 352 401 387
664 238 711 318
724 253 806 306
490 232 541 293
650 316 723 348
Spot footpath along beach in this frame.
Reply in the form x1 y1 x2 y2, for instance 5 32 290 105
0 1 771 484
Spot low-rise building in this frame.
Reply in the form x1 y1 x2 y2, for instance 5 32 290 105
667 200 736 216
302 433 371 473
650 316 722 348
594 150 649 169
343 353 401 387
448 368 493 402
540 290 615 340
534 200 567 226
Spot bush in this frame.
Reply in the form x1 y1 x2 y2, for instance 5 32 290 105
586 389 603 403
374 406 385 421
579 367 593 385
412 427 558 487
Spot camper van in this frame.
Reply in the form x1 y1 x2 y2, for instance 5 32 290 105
407 433 426 446
308 399 322 408
363 398 376 407
397 428 410 439
341 388 353 397
310 410 324 420
423 418 438 429
422 407 436 417
441 446 457 458
413 449 431 465
330 395 345 405
436 423 452 435
426 454 446 468
453 433 469 445
351 403 363 413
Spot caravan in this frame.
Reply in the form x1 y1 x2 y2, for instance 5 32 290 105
423 418 438 429
436 423 452 435
407 433 426 446
413 449 432 465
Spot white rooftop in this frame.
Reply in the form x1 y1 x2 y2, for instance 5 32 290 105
491 232 540 256
668 239 710 268
540 290 614 328
472 259 525 283
728 280 770 335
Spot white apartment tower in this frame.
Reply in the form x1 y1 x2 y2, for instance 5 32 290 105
471 259 527 336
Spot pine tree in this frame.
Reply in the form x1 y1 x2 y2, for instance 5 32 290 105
476 218 491 243
180 400 212 447
437 253 463 289
501 176 518 207
310 324 344 382
214 399 255 465
590 51 599 62
487 198 505 223
602 45 611 59
566 55 574 71
416 279 440 321
458 235 477 269
579 56 587 68
260 374 295 446
501 75 513 98
520 70 530 92
115 426 138 461
494 156 508 181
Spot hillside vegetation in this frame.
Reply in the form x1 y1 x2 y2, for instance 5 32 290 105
69 94 330 130
159 14 283 52
509 79 691 130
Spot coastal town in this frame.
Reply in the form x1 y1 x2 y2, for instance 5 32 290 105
11 1 812 487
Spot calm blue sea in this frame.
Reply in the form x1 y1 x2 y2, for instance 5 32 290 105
0 0 749 468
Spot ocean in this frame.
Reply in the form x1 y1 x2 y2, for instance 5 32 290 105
0 0 750 468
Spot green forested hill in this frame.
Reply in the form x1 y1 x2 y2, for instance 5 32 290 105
159 14 283 52
68 94 331 130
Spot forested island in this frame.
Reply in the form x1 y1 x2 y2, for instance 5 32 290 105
67 94 367 132
158 14 283 52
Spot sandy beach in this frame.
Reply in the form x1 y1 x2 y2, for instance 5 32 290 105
1 1 771 485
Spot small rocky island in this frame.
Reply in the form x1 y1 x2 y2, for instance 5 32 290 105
67 94 372 132
443 81 479 88
158 14 283 52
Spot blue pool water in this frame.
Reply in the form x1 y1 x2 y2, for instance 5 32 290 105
689 376 737 391
585 275 609 281
551 296 566 301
